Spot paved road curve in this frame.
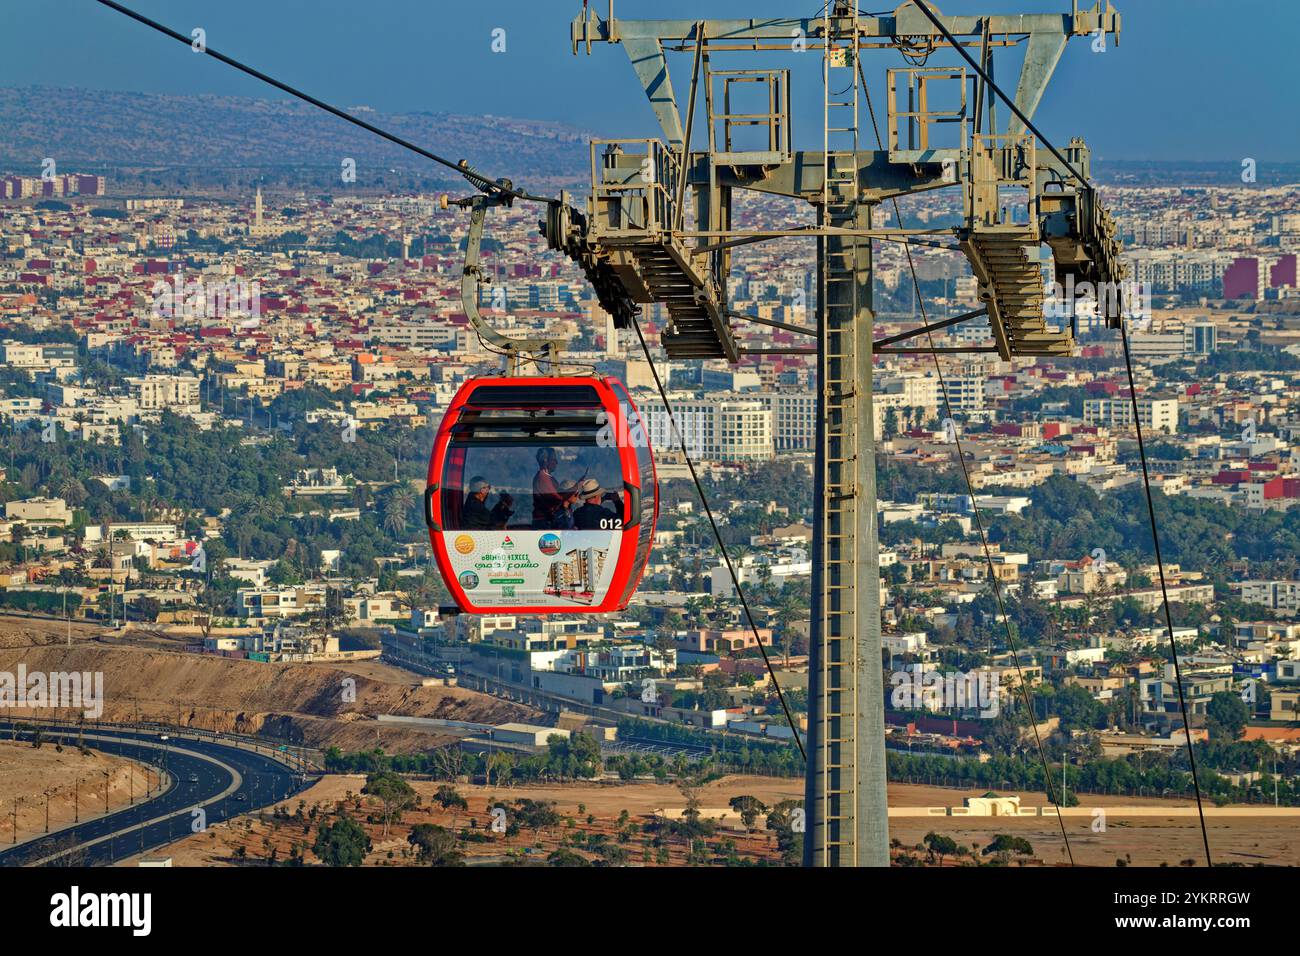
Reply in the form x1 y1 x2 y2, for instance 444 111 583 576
0 722 313 867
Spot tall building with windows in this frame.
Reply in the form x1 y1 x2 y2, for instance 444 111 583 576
760 392 816 451
946 368 988 413
1184 321 1217 356
641 394 773 461
126 374 200 411
1083 396 1179 434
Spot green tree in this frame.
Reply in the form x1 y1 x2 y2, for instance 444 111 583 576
545 732 602 780
728 795 768 830
923 831 960 865
312 814 371 866
407 823 464 866
546 848 591 867
433 785 469 827
362 771 420 838
596 843 630 867
1205 691 1249 741
983 834 1033 862
765 799 804 866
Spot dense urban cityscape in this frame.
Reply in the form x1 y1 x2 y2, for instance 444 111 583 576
0 5 1295 931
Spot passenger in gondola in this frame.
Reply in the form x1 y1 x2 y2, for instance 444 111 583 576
462 477 513 530
531 446 563 526
602 488 624 517
550 480 580 529
573 478 617 530
533 447 581 528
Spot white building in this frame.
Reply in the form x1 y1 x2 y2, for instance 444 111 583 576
101 521 180 544
644 394 773 461
5 497 71 526
1238 581 1300 613
759 392 816 451
237 586 327 619
126 374 200 411
1083 397 1179 434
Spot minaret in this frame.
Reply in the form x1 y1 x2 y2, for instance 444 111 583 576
605 309 619 357
254 186 264 229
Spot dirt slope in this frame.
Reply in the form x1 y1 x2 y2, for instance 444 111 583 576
0 643 537 754
0 740 143 846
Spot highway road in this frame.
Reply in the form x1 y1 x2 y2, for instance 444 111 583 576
0 722 313 867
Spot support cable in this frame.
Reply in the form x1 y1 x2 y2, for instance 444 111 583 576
861 68 1075 865
903 0 1213 866
93 0 551 204
630 315 807 762
1117 327 1213 867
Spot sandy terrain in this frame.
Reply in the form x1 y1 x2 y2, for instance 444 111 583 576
321 659 434 684
0 738 149 846
0 613 105 649
123 774 1300 867
122 773 801 867
888 812 1300 867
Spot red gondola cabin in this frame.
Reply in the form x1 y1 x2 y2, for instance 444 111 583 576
425 376 658 613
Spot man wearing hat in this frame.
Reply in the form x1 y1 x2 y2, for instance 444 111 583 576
463 476 513 530
572 477 618 530
548 479 579 529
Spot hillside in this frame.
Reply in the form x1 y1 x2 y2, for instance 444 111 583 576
0 642 538 754
0 740 143 846
0 86 590 185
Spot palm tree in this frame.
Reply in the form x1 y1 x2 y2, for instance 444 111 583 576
684 596 704 626
58 476 87 508
774 596 803 667
382 495 408 536
233 523 253 560
379 486 416 538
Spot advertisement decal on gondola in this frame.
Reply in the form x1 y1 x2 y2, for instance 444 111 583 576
443 530 622 608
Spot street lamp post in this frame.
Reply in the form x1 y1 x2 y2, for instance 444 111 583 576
10 797 20 844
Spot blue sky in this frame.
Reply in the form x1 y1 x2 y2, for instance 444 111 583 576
1 0 1295 163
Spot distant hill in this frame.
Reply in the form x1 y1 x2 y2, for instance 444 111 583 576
1094 158 1300 187
5 86 1288 194
0 86 592 186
